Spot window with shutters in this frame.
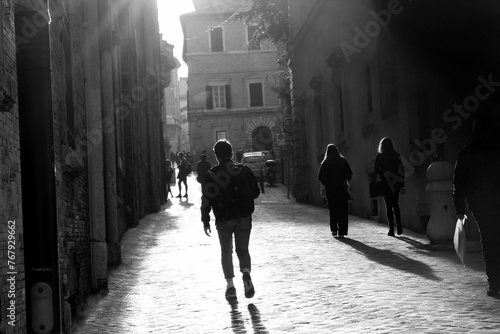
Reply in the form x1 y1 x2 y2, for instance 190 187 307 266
210 27 223 52
206 83 231 110
213 85 226 109
249 82 264 107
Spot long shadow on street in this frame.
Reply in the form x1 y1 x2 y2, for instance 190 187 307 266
228 300 269 334
337 237 441 281
397 236 487 273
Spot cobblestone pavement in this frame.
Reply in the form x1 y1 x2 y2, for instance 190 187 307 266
73 175 500 334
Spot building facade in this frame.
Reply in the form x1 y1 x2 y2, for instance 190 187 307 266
287 0 500 233
179 77 190 153
180 0 283 165
161 39 183 160
0 0 167 332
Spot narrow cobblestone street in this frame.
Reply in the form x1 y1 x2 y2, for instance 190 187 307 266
72 175 500 333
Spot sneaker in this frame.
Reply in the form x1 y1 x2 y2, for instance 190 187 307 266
183 194 188 198
332 232 338 237
242 272 255 299
388 230 395 237
225 287 237 300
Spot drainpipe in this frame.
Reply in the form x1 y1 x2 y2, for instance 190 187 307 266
97 0 121 265
83 0 108 290
15 8 61 334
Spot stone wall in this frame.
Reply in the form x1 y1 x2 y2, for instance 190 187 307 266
0 0 26 332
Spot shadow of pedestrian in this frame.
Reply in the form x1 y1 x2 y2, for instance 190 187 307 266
397 236 428 250
337 238 441 281
227 300 269 333
398 236 487 273
248 303 269 334
228 299 247 333
178 200 194 209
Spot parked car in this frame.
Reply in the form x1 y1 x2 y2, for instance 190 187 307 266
240 151 271 177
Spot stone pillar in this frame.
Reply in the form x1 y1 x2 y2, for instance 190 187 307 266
98 0 121 265
84 0 108 290
425 161 457 244
15 7 61 333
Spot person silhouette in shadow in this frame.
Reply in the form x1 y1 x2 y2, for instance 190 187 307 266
453 114 500 297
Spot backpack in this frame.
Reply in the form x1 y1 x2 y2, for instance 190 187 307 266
207 163 259 220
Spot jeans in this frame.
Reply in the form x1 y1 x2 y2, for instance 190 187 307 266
325 191 348 235
217 216 252 279
383 191 401 230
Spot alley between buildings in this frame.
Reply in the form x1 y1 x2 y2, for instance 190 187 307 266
72 175 500 334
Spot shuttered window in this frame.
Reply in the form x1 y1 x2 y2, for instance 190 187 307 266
249 83 264 107
206 85 231 109
213 85 226 109
210 27 223 52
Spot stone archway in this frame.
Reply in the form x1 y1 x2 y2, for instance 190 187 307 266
252 126 273 151
245 117 276 151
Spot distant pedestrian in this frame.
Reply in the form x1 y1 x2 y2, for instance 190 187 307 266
318 144 353 238
196 154 211 185
201 139 260 300
236 148 244 163
176 152 190 198
170 151 177 167
374 137 405 236
186 151 194 165
453 115 500 297
165 159 174 200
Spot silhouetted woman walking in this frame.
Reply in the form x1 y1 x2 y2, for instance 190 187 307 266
374 137 405 236
318 144 353 238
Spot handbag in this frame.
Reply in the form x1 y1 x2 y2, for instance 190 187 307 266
453 216 467 265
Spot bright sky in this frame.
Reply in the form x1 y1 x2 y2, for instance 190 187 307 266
157 0 195 78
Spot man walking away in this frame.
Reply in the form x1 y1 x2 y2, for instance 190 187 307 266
453 114 500 297
201 139 260 300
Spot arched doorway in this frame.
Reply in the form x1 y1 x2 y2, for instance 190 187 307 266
252 126 273 151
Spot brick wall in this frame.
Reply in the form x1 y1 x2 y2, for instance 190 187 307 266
0 0 26 332
46 0 92 331
1 1 166 331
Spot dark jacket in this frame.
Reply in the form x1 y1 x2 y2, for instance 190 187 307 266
318 157 353 195
201 159 260 227
374 151 405 195
453 142 500 215
165 167 173 182
177 158 190 179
